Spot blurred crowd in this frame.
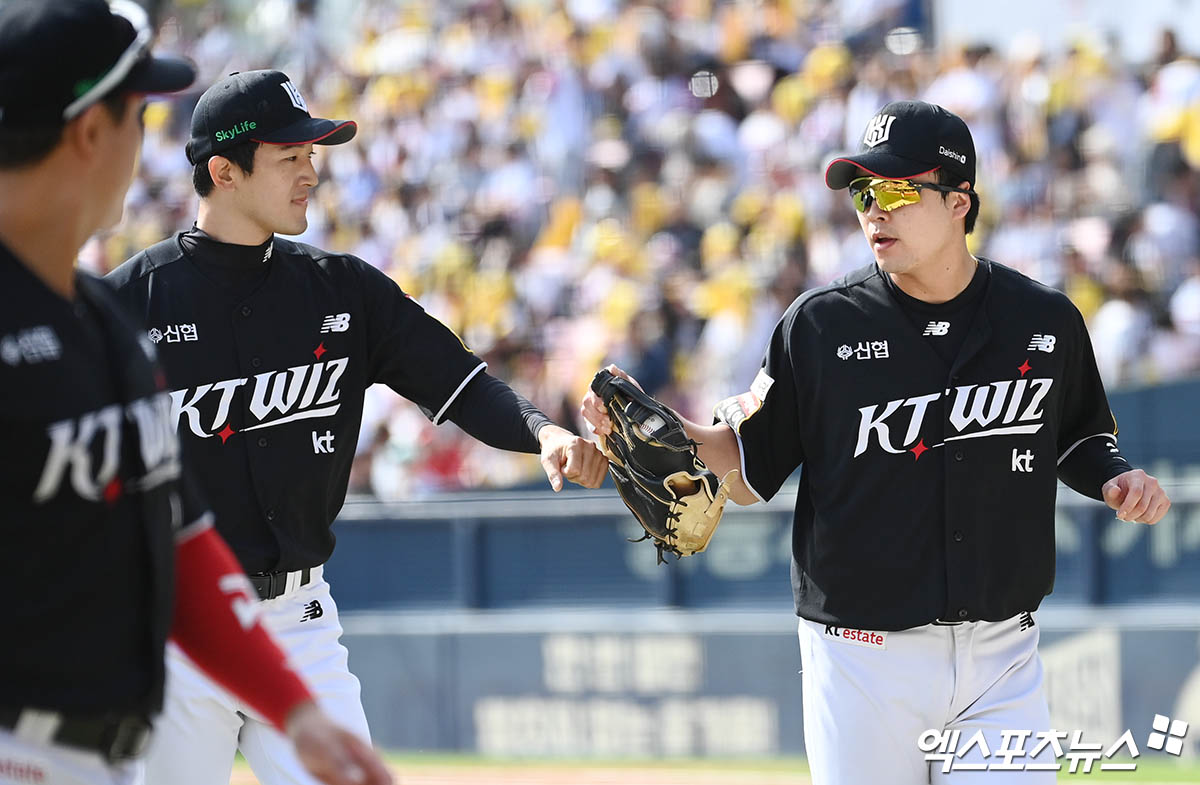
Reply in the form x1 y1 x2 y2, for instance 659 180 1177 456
89 0 1200 497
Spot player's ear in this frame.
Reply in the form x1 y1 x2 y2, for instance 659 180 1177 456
206 155 239 192
60 102 110 165
950 181 972 220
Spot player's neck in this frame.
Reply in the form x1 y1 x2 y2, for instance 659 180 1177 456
196 201 273 248
887 245 977 304
0 172 93 300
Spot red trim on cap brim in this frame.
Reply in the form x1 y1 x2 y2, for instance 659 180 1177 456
251 120 357 147
825 157 941 188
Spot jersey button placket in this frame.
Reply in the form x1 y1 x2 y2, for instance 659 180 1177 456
953 530 964 543
954 450 965 461
240 305 252 317
257 437 268 448
251 357 262 369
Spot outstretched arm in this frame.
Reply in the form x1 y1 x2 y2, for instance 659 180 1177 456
442 372 608 490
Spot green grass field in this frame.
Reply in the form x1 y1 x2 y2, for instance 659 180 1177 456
230 753 1200 784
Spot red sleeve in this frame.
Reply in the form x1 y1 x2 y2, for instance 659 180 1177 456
169 518 313 731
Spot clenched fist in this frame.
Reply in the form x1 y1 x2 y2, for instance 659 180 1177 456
1102 469 1170 525
538 424 608 491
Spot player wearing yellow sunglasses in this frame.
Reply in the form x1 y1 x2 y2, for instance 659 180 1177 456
848 176 975 214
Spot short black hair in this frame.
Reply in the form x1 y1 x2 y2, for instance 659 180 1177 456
0 91 132 170
937 167 979 234
192 140 260 197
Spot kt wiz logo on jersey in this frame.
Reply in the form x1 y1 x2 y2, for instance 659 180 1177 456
34 392 181 503
854 375 1053 458
169 357 348 441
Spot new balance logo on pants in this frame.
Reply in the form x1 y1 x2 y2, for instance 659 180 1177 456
1019 611 1035 631
300 600 323 622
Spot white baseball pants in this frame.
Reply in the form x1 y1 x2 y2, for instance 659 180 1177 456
799 612 1055 785
143 567 370 785
0 730 141 785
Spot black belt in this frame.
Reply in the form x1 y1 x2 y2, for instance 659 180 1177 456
0 708 151 762
248 567 312 601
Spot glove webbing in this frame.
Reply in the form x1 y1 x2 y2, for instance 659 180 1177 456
607 451 684 564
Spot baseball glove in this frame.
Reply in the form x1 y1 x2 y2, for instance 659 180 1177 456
591 369 740 563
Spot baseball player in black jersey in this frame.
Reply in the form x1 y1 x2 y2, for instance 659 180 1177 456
584 101 1171 784
0 3 392 785
105 69 607 784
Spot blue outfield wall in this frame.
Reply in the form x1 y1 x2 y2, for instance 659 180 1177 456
340 611 1200 757
327 489 1200 612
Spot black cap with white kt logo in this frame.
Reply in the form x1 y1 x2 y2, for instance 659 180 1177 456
824 100 976 190
186 70 356 165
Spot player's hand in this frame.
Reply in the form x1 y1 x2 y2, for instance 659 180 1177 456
285 702 392 785
1102 469 1171 525
538 424 608 490
580 364 644 438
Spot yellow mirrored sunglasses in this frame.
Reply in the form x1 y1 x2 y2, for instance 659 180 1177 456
848 176 973 213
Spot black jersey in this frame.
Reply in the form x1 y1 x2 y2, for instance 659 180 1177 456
106 232 485 572
1 243 201 715
716 260 1125 631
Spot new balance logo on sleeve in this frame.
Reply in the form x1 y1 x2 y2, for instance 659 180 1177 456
1027 334 1056 353
320 313 350 333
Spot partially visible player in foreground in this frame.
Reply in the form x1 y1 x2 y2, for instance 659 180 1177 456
583 101 1170 785
105 69 607 785
0 2 391 784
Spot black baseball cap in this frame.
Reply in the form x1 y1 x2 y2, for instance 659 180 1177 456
186 70 357 165
0 0 196 129
825 101 976 190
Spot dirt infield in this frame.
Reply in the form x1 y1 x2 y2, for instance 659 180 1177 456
231 762 813 785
